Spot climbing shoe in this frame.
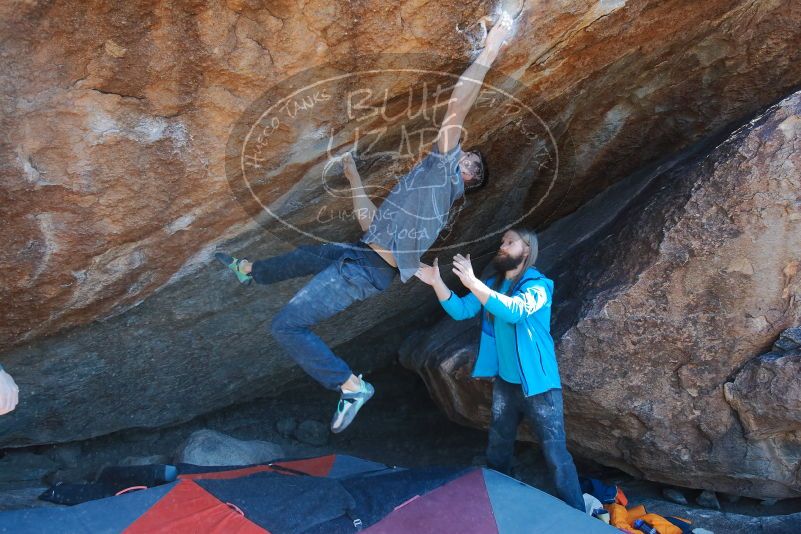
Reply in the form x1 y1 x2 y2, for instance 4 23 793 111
215 252 253 285
330 375 374 434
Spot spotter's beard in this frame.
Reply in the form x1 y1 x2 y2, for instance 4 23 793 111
491 251 525 273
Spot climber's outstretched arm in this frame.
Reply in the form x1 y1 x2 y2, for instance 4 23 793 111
342 152 377 232
438 13 514 154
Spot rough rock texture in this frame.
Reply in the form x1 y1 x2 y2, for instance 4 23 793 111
0 453 58 492
2 0 801 447
724 328 801 441
401 91 801 498
119 454 171 467
173 429 284 466
294 420 329 447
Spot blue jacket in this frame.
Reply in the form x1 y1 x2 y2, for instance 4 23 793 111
439 266 561 397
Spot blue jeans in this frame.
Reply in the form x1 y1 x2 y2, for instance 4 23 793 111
486 378 585 512
253 241 397 390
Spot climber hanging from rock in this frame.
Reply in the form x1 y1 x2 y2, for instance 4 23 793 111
215 12 515 433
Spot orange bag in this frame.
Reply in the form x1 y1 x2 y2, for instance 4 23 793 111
640 513 684 534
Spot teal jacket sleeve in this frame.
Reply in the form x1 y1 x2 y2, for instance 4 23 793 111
484 279 549 324
439 289 482 320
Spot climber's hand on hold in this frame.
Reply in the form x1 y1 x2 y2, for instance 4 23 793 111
484 11 514 53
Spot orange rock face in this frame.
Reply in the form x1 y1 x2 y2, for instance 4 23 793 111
1 0 800 450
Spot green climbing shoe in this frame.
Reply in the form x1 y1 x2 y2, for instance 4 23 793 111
215 252 253 284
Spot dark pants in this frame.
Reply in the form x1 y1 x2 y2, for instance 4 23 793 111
486 378 585 512
253 241 397 391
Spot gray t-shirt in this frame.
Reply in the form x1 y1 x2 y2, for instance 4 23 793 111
362 142 464 282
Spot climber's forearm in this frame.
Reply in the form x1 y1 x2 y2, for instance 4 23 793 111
438 45 502 153
347 175 377 232
448 46 501 119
